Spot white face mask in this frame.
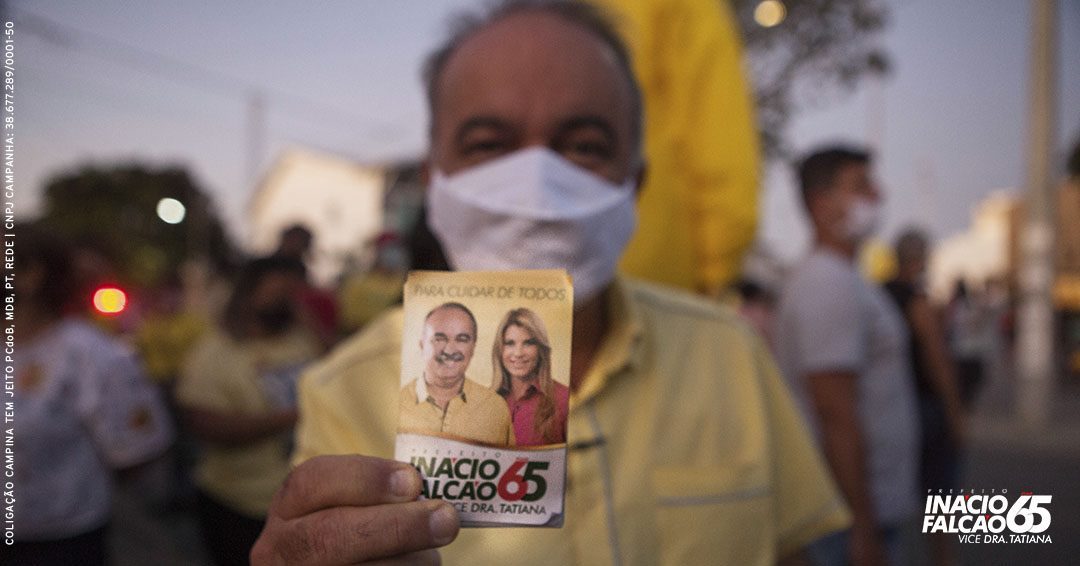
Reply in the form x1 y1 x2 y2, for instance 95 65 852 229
427 147 637 307
844 197 882 242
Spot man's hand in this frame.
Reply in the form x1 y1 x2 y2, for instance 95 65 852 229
251 454 460 565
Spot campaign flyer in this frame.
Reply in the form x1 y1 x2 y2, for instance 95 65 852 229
394 270 572 527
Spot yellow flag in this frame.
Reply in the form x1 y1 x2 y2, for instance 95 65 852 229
593 0 761 294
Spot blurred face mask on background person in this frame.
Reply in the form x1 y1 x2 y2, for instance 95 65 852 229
843 196 882 242
254 300 296 334
428 146 637 308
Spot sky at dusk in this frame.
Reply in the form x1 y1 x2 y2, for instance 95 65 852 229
14 0 1080 264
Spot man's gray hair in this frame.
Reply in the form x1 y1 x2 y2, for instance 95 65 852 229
422 0 643 150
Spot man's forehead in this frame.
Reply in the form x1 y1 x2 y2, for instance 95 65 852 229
426 307 473 329
844 162 870 176
434 12 632 125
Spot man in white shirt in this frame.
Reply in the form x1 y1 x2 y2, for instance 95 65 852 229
775 146 920 566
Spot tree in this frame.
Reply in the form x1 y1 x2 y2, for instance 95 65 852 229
731 0 890 160
37 164 236 287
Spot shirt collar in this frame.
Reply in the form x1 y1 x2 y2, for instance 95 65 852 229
572 277 645 406
502 382 541 401
415 373 469 405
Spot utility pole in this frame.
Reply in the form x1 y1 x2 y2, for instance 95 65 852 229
247 90 266 186
1016 0 1057 429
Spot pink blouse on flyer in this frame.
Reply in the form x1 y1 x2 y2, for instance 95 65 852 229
505 381 570 447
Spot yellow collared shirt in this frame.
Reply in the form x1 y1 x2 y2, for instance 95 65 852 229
177 327 318 517
399 375 515 447
294 279 849 565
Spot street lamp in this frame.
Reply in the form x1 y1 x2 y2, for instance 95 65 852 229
157 197 186 224
754 0 786 28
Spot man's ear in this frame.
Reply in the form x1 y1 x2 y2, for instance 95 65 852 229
805 186 836 225
420 161 431 186
804 190 822 222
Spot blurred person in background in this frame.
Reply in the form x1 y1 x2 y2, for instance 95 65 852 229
272 223 340 350
339 231 407 333
776 146 919 566
274 224 314 263
734 278 777 343
175 256 319 566
133 273 212 508
135 273 210 388
3 226 174 566
946 279 989 406
884 228 966 566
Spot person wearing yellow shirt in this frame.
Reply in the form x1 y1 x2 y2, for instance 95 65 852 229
176 256 320 566
252 2 847 564
339 232 407 333
399 302 515 446
135 300 209 387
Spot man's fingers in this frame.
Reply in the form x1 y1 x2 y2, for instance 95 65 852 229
266 500 459 565
273 455 422 519
252 455 456 565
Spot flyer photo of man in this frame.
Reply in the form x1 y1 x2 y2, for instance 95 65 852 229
492 308 569 446
399 302 515 446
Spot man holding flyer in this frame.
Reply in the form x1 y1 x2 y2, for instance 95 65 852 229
253 1 849 564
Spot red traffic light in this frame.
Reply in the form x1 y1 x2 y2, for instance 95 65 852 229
92 287 127 315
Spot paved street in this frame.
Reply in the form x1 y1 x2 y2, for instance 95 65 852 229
954 351 1080 566
958 430 1079 565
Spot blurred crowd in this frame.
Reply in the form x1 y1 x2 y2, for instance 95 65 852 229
4 157 1019 566
3 220 416 565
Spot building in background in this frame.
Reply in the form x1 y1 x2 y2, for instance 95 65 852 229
928 191 1015 301
926 179 1080 379
246 149 421 287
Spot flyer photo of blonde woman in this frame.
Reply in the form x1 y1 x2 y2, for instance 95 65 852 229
491 308 569 446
